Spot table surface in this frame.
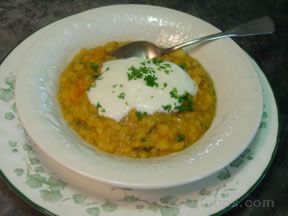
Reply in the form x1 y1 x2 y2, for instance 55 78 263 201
0 0 287 215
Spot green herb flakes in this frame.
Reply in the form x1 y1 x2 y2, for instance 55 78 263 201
127 66 144 80
144 74 158 87
96 102 106 112
175 93 193 112
90 63 99 71
178 63 187 70
96 102 102 108
169 88 179 99
162 104 172 112
92 74 100 80
176 134 186 142
135 111 148 120
127 59 172 88
162 90 193 113
163 82 168 88
118 92 125 99
152 58 163 65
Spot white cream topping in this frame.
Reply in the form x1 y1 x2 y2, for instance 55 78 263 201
87 57 198 121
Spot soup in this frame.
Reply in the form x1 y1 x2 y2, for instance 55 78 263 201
58 41 216 158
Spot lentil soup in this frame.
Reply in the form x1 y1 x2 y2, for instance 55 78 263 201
58 41 216 158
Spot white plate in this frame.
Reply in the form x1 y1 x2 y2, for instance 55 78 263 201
15 5 263 189
0 7 278 215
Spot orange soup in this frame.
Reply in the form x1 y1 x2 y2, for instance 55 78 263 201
58 41 216 158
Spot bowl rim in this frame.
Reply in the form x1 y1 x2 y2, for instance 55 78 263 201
15 4 263 189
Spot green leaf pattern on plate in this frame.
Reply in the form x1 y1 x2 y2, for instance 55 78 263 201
185 199 198 208
8 141 18 152
22 143 33 152
5 75 16 90
0 75 15 102
4 112 14 120
147 202 161 212
40 190 63 203
34 166 45 173
136 204 145 209
73 193 87 204
260 111 268 128
12 102 17 113
0 88 14 102
86 207 100 216
199 188 212 196
123 195 139 202
160 195 177 205
1 72 268 215
47 176 67 191
30 158 40 165
8 141 17 147
101 201 118 212
160 206 180 216
14 168 24 176
26 174 47 188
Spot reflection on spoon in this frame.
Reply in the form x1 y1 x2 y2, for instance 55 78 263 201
112 16 275 59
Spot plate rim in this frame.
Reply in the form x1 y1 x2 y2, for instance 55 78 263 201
0 55 280 215
0 4 280 216
14 4 264 189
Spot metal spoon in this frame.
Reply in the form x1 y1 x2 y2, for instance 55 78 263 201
112 16 274 59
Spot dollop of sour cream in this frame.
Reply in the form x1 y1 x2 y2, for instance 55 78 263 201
87 57 198 121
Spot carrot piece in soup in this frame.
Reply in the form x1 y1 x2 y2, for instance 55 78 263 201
91 47 106 60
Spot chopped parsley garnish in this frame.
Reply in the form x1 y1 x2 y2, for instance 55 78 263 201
105 66 110 71
127 66 144 80
162 89 193 113
112 84 117 88
96 102 102 108
157 65 166 71
135 111 148 120
96 102 106 112
90 62 99 71
176 134 186 142
152 58 164 65
174 93 193 112
178 63 187 70
163 63 171 68
144 74 158 87
162 104 172 112
92 74 100 80
118 92 125 99
169 88 179 99
127 59 172 88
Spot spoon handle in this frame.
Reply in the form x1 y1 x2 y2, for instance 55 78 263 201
165 16 275 53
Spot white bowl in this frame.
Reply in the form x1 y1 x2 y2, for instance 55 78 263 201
15 5 263 189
